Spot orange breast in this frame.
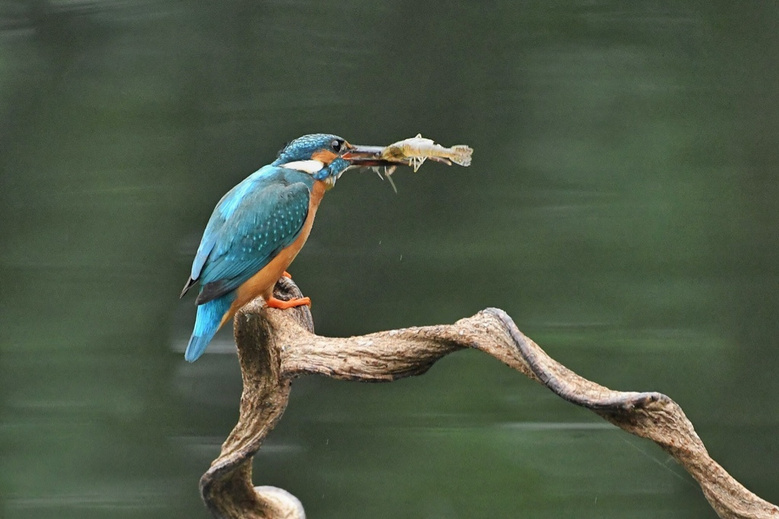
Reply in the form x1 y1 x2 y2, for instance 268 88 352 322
219 180 327 328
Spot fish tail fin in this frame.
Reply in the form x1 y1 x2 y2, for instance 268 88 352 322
184 295 234 362
449 145 473 167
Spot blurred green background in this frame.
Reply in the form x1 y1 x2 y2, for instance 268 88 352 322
1 1 777 518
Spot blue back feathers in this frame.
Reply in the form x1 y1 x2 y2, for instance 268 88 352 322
194 167 313 304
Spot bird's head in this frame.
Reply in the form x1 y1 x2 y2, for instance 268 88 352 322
272 133 393 188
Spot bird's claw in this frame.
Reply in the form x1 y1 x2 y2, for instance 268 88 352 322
266 296 311 309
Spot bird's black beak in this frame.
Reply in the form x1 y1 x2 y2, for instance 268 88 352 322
341 144 397 167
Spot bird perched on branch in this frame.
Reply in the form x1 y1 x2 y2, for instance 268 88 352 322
180 133 390 362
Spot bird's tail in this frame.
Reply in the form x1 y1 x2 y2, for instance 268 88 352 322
185 295 234 362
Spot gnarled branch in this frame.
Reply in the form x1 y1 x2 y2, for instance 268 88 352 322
199 278 778 519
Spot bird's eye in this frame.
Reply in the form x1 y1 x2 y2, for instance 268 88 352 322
331 139 343 153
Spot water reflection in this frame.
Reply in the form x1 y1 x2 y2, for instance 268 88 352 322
1 1 777 518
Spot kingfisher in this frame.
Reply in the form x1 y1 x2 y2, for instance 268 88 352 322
180 133 390 362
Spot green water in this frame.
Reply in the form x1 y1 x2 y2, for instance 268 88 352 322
0 2 777 518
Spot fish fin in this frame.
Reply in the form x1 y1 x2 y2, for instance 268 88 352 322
449 145 473 167
410 156 426 172
386 169 398 193
427 157 452 165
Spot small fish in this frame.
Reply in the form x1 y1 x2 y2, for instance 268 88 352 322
380 134 473 172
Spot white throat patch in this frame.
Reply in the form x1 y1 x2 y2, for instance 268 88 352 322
279 159 325 174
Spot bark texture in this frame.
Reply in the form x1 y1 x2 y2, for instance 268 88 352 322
199 278 778 519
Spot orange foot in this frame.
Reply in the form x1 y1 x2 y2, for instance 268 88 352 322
266 296 311 309
282 271 292 279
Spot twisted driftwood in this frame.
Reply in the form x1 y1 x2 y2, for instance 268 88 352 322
199 278 778 519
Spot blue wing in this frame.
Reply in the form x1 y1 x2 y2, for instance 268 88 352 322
183 168 311 305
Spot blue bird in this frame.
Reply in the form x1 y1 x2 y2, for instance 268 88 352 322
180 133 389 362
